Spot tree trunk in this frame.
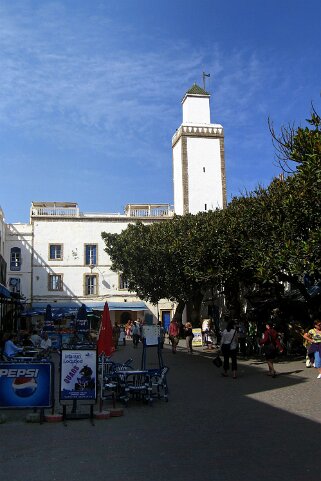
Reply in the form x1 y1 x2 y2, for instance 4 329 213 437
173 300 185 322
186 291 204 327
224 280 242 320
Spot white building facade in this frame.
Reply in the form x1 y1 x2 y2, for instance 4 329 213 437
3 202 175 326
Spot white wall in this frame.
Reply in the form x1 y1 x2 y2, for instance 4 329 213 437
182 96 210 124
5 223 33 302
32 218 132 302
187 137 223 213
2 214 174 321
30 218 173 319
172 139 184 215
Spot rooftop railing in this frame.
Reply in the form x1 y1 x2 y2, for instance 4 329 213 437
125 205 174 217
30 203 174 219
31 206 80 217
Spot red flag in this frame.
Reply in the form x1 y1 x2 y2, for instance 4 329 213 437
97 302 113 356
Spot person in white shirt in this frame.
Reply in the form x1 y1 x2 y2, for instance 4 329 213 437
131 322 141 348
40 332 52 356
119 326 126 346
30 330 42 347
220 321 238 379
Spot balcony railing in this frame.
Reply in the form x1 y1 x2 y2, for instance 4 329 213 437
30 203 174 219
31 206 80 217
125 204 174 218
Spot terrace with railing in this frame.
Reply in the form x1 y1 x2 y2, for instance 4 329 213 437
124 204 174 218
30 202 174 219
30 202 80 218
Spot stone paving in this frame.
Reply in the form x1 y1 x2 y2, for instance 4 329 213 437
1 339 321 481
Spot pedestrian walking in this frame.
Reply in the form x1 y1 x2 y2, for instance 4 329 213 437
220 321 238 378
300 326 313 367
132 322 141 348
303 319 321 378
119 326 126 346
259 322 281 377
168 318 180 354
184 322 194 354
158 322 165 349
237 319 247 357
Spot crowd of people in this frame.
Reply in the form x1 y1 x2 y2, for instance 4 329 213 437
165 315 321 380
2 313 321 380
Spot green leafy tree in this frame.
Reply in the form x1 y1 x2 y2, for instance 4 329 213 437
236 110 321 315
102 212 226 325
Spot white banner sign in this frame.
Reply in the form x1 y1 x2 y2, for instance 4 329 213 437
142 325 160 346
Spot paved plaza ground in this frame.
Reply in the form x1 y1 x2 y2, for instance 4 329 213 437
1 338 321 481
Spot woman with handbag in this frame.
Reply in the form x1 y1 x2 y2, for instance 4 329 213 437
220 321 238 378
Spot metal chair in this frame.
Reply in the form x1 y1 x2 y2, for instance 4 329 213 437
116 370 153 406
148 366 169 402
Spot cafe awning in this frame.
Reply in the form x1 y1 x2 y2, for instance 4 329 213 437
23 301 149 316
0 283 11 298
85 301 149 312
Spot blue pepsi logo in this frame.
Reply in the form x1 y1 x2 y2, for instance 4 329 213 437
12 377 38 398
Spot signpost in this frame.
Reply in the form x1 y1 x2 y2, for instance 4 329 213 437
141 325 163 369
0 361 54 409
60 349 97 423
60 349 97 401
192 328 203 347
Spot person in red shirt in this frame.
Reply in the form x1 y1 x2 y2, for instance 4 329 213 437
168 318 180 354
259 322 281 377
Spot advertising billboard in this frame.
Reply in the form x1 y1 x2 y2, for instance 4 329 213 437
60 349 97 401
0 362 54 408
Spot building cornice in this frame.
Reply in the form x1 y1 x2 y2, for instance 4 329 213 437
172 123 224 148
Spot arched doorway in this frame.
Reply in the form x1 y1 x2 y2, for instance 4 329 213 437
120 311 132 325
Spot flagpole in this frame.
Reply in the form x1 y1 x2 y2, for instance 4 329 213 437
203 72 210 91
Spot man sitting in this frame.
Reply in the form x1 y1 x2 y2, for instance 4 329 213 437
3 334 23 359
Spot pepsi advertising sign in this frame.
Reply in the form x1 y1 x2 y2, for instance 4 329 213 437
0 362 54 408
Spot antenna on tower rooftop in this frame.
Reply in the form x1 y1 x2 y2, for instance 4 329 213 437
203 72 210 91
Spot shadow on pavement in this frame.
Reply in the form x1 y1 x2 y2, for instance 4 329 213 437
1 340 320 481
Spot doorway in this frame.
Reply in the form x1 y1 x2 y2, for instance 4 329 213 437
161 310 171 332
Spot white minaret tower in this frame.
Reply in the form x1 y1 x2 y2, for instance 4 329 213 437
172 83 226 215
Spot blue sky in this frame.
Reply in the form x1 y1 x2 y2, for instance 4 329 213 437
0 0 320 223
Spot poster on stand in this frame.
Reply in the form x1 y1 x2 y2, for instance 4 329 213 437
60 349 97 401
0 362 53 408
192 328 202 347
